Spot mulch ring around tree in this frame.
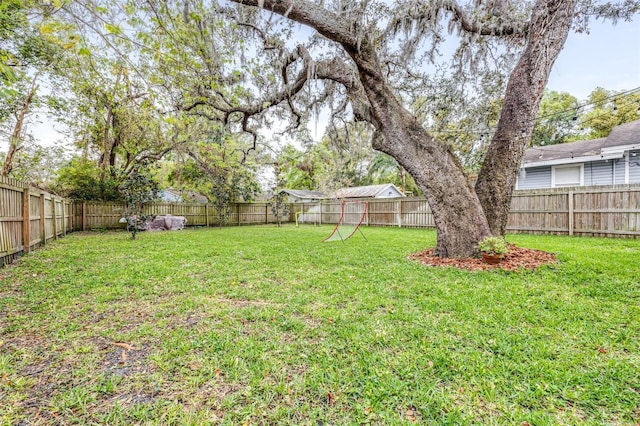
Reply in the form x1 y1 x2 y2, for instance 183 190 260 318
409 244 558 272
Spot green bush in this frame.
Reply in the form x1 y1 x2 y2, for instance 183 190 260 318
477 236 509 255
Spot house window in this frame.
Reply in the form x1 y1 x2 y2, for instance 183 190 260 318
552 164 583 187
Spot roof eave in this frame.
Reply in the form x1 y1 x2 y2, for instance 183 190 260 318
601 144 640 154
523 152 624 168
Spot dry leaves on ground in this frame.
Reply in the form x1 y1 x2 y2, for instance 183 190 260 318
409 244 558 271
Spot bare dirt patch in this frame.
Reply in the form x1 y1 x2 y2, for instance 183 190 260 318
409 245 558 271
97 339 155 377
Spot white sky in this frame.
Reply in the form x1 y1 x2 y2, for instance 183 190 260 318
547 18 640 99
13 14 640 151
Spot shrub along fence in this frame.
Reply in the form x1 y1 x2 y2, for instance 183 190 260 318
0 176 71 266
2 178 640 266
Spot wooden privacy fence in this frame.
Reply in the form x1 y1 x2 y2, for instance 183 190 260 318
3 180 640 266
71 201 287 231
0 176 71 266
71 198 438 231
71 184 640 237
293 198 435 228
507 185 640 237
295 185 640 237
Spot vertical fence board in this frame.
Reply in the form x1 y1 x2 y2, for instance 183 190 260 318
29 191 40 247
22 187 31 253
3 179 640 267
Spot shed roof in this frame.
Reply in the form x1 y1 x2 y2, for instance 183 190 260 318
280 189 327 199
330 183 405 199
523 119 640 167
159 189 208 203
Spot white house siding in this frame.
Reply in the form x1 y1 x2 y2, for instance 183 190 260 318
614 158 626 184
630 155 640 183
376 188 405 198
584 160 613 186
519 157 640 188
517 166 552 189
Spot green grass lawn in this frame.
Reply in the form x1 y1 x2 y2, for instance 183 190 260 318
0 226 638 425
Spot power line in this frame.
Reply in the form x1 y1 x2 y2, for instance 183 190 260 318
427 86 640 139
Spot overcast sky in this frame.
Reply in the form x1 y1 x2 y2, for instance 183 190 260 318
16 14 640 150
547 18 640 99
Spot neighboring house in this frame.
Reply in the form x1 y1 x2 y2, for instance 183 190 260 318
329 183 406 199
158 189 209 203
278 189 327 203
517 119 640 189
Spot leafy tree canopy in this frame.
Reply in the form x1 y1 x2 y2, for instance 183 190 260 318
2 0 639 257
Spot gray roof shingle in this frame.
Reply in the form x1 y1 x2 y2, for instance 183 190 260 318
280 189 326 199
523 119 640 165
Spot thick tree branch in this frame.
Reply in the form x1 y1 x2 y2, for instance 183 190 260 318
389 0 528 39
2 78 38 177
181 40 372 138
438 0 527 36
232 0 359 50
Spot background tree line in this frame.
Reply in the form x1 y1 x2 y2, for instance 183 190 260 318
1 0 638 256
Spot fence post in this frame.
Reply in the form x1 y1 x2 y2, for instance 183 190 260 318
265 204 269 224
366 201 370 225
52 198 58 240
205 204 209 227
39 193 46 246
319 202 323 225
22 186 31 253
568 191 574 236
396 199 402 227
61 199 67 235
82 202 87 231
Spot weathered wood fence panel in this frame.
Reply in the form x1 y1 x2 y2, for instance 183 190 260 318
572 188 640 236
237 203 270 225
0 176 70 265
4 180 640 266
398 198 435 228
367 199 396 226
66 187 632 235
506 185 640 237
508 191 570 234
291 203 322 224
320 202 343 225
72 202 125 231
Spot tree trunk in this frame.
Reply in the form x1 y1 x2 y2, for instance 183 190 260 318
99 100 117 179
1 82 38 177
351 45 491 258
226 0 578 257
228 0 494 257
475 0 578 236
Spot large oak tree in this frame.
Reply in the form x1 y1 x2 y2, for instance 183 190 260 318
201 0 635 257
61 0 639 256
